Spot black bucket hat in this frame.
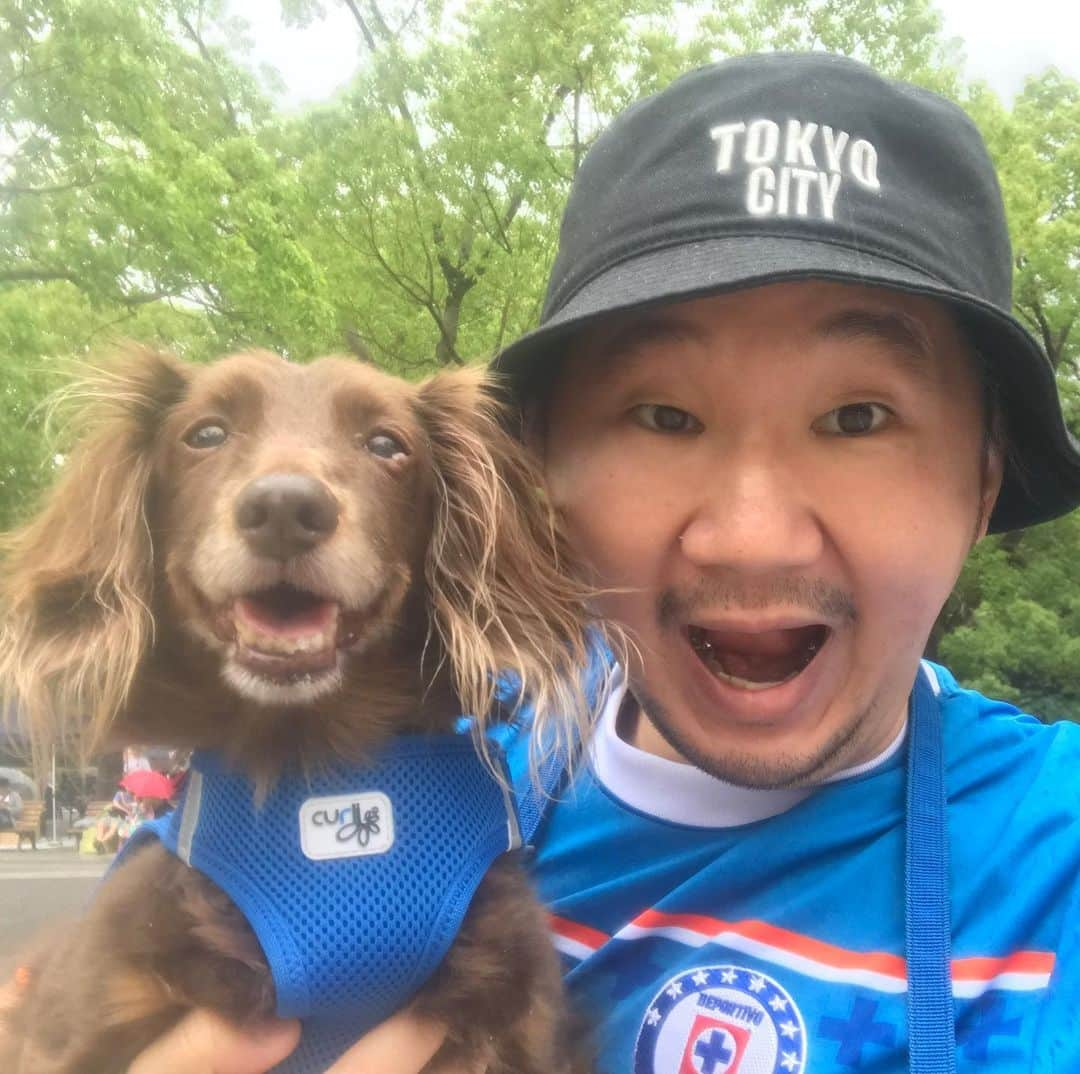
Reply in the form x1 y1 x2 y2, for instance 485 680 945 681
494 52 1080 532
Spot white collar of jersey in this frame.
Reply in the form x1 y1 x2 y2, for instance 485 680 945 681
589 664 915 829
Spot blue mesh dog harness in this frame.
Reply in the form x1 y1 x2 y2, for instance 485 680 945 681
122 733 522 1073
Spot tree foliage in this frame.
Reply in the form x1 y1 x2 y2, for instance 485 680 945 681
939 509 1080 721
1 0 1078 716
967 72 1080 374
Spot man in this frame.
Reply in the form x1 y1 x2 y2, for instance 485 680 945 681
0 777 23 830
132 52 1080 1072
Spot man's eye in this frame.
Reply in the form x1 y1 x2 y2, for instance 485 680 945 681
815 403 891 436
631 404 703 434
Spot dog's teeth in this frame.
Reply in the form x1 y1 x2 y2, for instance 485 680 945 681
234 618 334 656
296 629 332 653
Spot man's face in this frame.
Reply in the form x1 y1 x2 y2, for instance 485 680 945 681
542 281 1001 787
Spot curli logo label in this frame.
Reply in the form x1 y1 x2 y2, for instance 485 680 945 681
709 117 881 221
299 791 395 860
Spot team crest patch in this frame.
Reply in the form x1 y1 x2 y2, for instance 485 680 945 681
634 965 806 1074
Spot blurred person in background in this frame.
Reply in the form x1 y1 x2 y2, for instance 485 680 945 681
0 777 23 830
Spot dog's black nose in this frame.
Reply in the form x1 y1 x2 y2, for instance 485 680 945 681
234 474 339 559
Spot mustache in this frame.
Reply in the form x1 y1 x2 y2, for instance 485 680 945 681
657 577 857 629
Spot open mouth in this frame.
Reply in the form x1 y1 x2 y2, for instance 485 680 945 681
687 623 830 692
222 583 368 684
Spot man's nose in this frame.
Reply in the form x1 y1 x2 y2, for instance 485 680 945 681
678 459 823 572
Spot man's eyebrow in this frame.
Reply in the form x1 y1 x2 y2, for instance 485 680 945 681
818 308 935 370
588 313 708 376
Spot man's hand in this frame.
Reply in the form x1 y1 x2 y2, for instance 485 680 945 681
127 1011 301 1074
124 1008 453 1074
324 1011 450 1073
4 974 456 1074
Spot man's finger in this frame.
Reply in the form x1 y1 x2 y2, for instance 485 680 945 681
128 1010 300 1074
325 1011 452 1074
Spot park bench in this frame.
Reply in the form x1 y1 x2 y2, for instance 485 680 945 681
12 800 45 850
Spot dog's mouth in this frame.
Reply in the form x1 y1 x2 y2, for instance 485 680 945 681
687 623 830 691
218 583 369 683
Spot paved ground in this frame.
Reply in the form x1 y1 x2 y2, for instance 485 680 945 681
0 845 112 978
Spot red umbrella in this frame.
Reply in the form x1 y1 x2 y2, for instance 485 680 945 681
119 770 175 799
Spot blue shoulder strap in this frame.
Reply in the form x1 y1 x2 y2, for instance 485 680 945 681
905 666 956 1071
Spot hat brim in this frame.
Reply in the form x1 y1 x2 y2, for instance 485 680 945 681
494 236 1080 532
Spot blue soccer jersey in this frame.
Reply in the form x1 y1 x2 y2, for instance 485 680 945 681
521 662 1080 1073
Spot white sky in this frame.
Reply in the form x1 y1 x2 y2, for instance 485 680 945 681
936 0 1080 99
226 0 1080 109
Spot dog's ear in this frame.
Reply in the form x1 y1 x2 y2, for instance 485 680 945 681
416 367 607 770
0 345 190 772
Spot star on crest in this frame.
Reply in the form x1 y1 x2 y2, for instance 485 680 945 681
692 970 710 987
720 967 738 984
748 974 767 993
769 993 789 1012
645 1007 662 1026
780 1051 800 1072
665 981 684 998
779 1020 801 1039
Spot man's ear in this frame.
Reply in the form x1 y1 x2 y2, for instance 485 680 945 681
974 438 1006 543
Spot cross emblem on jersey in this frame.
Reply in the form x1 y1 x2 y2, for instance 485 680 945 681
818 996 897 1066
693 1028 735 1073
958 995 1023 1060
633 965 806 1074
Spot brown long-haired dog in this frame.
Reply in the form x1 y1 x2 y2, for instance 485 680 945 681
0 347 601 1074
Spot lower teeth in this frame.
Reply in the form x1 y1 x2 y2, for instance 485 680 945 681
689 631 824 690
698 651 799 691
704 656 799 691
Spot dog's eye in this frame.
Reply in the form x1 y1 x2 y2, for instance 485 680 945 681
365 433 408 460
184 422 229 449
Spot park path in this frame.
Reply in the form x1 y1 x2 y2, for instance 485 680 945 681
0 846 111 978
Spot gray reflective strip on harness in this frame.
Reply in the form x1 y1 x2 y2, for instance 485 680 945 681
176 768 203 866
516 745 570 846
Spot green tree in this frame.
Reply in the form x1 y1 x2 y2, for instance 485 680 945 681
935 71 1080 719
2 0 327 335
285 0 958 368
941 509 1080 721
1 0 337 527
967 71 1080 374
